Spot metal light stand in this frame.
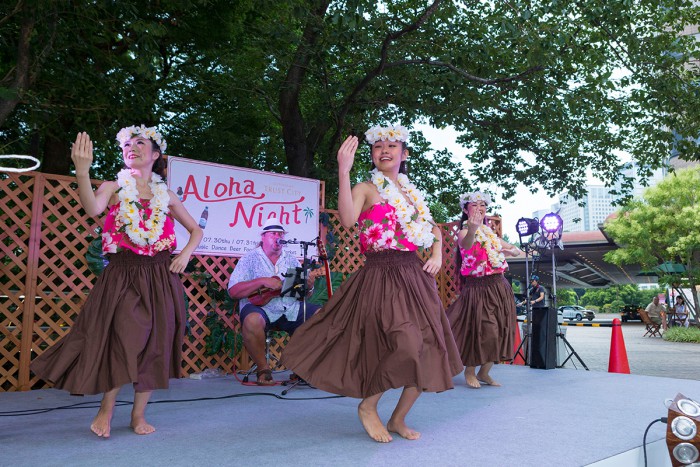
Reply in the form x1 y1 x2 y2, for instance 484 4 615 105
280 237 318 395
547 237 589 370
512 241 534 365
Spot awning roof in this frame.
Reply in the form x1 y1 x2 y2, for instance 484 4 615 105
505 228 657 289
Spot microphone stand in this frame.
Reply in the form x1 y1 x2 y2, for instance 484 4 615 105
280 237 318 395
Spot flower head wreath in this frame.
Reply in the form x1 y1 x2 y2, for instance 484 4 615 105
365 124 409 145
459 191 492 210
116 124 167 154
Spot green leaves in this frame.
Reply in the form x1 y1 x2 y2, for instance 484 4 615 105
604 167 700 292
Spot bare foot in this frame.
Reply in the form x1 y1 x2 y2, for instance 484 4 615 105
387 419 421 440
476 373 501 387
90 407 113 438
130 415 156 435
358 401 392 443
465 373 481 389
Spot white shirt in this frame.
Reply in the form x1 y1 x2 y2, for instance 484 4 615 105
228 246 302 322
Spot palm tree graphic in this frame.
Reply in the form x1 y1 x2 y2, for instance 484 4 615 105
303 207 314 223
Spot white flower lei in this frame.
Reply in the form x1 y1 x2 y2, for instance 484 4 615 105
370 168 435 248
474 224 506 269
116 169 170 247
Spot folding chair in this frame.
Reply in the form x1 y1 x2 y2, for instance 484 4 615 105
639 310 662 337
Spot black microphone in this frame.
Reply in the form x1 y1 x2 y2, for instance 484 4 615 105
277 238 298 245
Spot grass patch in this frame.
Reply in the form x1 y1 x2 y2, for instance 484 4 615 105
664 326 700 343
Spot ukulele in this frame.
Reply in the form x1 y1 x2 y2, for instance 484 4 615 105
247 267 325 307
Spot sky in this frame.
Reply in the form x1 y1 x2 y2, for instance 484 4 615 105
415 123 558 240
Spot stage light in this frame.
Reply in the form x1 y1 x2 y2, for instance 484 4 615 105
666 393 700 466
516 218 540 237
540 212 563 234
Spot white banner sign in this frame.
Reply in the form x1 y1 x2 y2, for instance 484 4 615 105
167 156 321 258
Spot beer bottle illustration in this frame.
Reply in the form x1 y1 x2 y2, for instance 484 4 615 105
198 206 209 229
176 187 184 201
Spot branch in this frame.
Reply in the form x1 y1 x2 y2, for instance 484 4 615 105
0 0 24 28
331 0 444 144
384 59 544 85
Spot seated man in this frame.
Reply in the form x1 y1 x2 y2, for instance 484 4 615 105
228 219 320 385
645 296 668 332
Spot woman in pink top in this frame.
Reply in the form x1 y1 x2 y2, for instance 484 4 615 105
31 126 202 438
283 124 462 443
446 192 521 388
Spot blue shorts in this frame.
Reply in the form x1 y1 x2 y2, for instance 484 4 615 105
240 302 319 335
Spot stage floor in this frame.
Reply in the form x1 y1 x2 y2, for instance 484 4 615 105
2 365 698 466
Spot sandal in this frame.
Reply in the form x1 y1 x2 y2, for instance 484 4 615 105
256 368 276 386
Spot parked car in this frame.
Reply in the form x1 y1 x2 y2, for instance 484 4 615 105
558 305 596 321
620 305 642 322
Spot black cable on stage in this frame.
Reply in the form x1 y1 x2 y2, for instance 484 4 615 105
642 417 667 467
0 391 344 417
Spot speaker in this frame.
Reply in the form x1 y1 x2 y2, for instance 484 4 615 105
530 307 557 369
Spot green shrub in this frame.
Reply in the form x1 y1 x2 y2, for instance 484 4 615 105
664 326 700 343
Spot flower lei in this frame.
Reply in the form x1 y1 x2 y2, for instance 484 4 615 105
473 224 506 269
116 124 167 153
370 169 435 248
116 169 170 247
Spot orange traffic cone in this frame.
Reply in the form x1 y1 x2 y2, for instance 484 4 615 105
608 318 630 374
512 320 525 365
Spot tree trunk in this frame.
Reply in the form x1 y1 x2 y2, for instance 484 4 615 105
279 1 331 177
41 132 71 175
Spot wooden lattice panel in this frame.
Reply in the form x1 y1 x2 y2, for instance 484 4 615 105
0 174 34 391
1 172 487 391
27 175 103 391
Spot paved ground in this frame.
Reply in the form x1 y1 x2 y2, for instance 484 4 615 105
553 316 700 380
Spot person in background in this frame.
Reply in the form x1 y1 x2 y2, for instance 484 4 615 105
671 295 689 328
447 191 521 389
227 219 320 385
645 296 668 332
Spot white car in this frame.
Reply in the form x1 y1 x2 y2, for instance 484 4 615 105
558 305 596 322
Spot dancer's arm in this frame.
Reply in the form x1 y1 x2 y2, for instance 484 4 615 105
168 193 204 273
72 132 117 217
500 238 521 257
459 209 484 250
337 136 366 227
423 225 442 276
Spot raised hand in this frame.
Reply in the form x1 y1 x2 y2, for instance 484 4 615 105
71 132 94 177
466 210 485 231
337 135 359 175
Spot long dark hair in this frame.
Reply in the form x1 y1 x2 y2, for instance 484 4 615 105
455 209 469 284
149 140 166 179
369 141 408 174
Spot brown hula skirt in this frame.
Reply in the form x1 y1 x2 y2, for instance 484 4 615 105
30 250 186 395
446 273 517 367
281 250 463 399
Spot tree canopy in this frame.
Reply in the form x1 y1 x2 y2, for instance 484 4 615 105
2 0 700 211
604 166 700 322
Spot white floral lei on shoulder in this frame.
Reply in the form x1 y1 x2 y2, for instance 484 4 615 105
116 169 170 247
473 224 506 269
370 169 435 248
